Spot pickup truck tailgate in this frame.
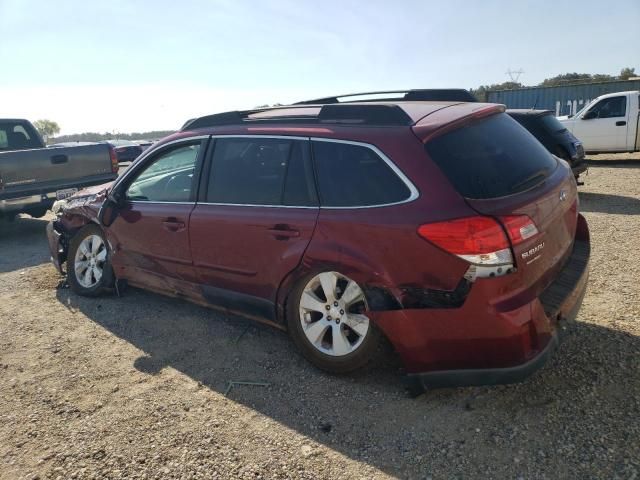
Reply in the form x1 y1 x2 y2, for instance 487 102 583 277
0 144 116 199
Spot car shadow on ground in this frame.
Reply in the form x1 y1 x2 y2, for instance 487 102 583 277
0 215 52 273
578 192 640 215
584 159 640 167
55 285 640 478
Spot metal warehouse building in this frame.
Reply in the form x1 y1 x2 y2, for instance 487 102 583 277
487 79 640 116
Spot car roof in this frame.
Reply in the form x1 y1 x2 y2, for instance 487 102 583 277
0 118 31 123
172 101 505 145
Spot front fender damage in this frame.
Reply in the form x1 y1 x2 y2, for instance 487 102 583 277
47 188 107 273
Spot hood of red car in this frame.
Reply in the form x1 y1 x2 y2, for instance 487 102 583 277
57 181 114 217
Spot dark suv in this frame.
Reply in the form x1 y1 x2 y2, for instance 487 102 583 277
507 109 587 183
47 90 590 391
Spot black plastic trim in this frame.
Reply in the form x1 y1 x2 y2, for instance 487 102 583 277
201 285 276 322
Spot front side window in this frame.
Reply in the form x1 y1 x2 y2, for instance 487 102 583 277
587 96 627 119
126 142 200 202
206 137 317 206
312 141 411 207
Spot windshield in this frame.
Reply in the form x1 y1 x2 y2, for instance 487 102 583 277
573 101 594 118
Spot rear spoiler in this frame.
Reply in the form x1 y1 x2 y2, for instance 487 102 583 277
414 104 506 143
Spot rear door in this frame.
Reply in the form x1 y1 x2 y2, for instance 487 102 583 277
107 139 205 297
424 113 578 291
189 136 319 320
571 95 628 151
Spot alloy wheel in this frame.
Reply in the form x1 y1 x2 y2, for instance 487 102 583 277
74 234 107 288
298 271 370 356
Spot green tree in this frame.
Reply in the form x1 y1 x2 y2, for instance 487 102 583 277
619 67 636 80
33 119 60 140
539 72 615 86
470 81 523 102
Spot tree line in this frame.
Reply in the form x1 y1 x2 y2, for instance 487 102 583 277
50 130 175 144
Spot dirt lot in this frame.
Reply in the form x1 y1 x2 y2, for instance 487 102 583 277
1 155 639 480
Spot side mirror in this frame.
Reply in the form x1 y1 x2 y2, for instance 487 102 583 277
98 193 123 227
583 110 597 120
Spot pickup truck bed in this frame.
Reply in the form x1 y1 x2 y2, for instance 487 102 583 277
0 119 118 218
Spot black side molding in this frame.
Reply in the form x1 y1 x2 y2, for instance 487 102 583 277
201 285 276 322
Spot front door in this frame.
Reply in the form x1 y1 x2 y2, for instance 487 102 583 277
572 95 628 151
108 140 205 297
189 136 319 320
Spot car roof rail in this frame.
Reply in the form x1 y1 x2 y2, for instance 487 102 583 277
294 89 477 105
181 103 414 131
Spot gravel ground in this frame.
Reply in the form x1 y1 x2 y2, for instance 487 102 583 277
0 154 639 480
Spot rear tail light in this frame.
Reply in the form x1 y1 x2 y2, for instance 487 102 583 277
109 146 119 174
500 215 539 245
418 215 538 281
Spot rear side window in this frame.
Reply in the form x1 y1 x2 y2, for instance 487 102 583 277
0 122 40 151
425 113 558 199
207 138 317 206
312 141 411 207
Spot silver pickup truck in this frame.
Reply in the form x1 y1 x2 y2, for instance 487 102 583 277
0 119 118 219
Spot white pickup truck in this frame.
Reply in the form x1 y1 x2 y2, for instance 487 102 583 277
558 90 639 154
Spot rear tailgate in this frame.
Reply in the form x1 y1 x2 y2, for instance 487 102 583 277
465 166 578 291
422 111 578 293
0 143 116 200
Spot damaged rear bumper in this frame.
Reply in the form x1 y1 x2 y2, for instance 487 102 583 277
373 214 591 392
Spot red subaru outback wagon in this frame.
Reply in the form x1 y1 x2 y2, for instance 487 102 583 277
46 90 590 391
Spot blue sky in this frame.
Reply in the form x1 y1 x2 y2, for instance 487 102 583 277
1 0 638 134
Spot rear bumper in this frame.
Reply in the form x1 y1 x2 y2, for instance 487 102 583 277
374 214 591 390
571 162 588 176
0 192 56 214
0 175 116 215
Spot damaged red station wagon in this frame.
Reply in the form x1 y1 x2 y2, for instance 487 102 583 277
46 89 590 392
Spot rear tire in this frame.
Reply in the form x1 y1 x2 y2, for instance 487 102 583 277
67 224 114 297
287 271 380 373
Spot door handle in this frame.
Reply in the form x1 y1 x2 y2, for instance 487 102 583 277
268 224 300 239
615 121 626 126
162 219 186 232
51 154 68 164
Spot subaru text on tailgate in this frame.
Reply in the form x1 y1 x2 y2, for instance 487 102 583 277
45 89 590 392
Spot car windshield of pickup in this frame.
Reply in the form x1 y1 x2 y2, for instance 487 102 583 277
0 121 43 151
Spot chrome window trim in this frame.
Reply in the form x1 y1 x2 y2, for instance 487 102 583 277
129 200 195 206
114 133 419 210
197 202 318 209
309 137 420 209
211 134 311 141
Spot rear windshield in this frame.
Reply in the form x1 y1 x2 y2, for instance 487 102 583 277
539 114 567 134
0 121 42 151
425 113 558 199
